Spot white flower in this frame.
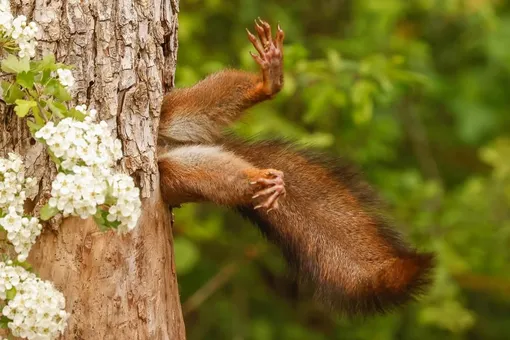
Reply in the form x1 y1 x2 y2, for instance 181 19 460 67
0 195 41 262
47 167 141 233
0 262 68 340
34 122 56 140
49 166 108 219
35 114 122 174
0 10 13 32
0 153 36 214
0 155 41 261
0 207 22 231
56 68 74 89
36 115 122 172
0 3 38 58
10 15 26 40
0 0 11 13
106 173 141 233
34 106 141 233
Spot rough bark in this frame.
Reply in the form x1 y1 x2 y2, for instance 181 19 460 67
1 0 185 339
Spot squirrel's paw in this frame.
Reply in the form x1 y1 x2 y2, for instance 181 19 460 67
250 169 286 212
246 18 284 95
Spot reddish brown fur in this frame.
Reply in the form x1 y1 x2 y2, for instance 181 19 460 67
159 71 274 144
158 144 284 210
225 138 434 314
157 19 434 316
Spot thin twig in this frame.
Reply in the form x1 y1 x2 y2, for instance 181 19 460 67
182 262 240 316
182 245 263 316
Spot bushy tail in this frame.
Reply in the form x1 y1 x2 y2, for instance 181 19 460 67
227 138 435 315
326 251 435 314
238 205 434 315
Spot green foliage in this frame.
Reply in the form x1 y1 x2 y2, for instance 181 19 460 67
39 204 59 221
5 288 16 301
1 54 29 74
174 0 510 339
1 53 73 123
14 99 37 117
92 209 121 231
0 315 11 329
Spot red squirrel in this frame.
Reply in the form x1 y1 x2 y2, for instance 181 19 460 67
157 19 434 316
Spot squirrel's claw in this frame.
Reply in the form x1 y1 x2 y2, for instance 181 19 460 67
246 19 284 96
252 169 285 211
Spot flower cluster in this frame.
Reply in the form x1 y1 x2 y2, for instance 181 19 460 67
0 153 35 213
0 0 38 58
107 174 142 233
35 106 141 232
48 166 107 219
0 261 68 340
0 207 42 262
0 153 41 262
35 112 122 171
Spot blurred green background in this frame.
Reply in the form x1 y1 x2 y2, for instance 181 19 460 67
172 0 510 339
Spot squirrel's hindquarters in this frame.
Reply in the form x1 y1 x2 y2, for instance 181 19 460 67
227 138 434 315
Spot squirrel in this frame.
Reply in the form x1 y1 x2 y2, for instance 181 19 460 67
157 18 434 316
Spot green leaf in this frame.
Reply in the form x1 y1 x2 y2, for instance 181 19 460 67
44 79 60 96
105 218 121 230
27 120 43 134
31 53 57 74
12 260 32 272
93 209 122 231
42 54 56 67
40 203 59 221
5 287 16 300
173 237 200 275
16 71 35 89
40 69 52 84
93 210 108 231
47 100 68 118
46 149 61 166
1 81 25 104
44 79 72 101
68 108 86 121
31 105 45 126
0 315 11 329
27 88 38 98
1 54 30 74
56 86 72 101
14 99 37 117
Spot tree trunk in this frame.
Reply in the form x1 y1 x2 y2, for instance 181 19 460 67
1 0 186 339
